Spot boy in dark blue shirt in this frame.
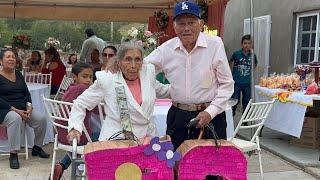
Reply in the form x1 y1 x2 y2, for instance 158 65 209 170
229 34 257 116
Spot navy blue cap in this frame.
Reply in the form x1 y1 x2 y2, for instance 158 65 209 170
173 1 201 20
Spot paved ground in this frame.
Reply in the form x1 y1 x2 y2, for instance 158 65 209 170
232 109 320 179
0 143 317 180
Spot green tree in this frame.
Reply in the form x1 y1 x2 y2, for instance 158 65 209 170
0 19 132 52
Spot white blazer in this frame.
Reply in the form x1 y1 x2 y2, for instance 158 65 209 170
68 64 170 140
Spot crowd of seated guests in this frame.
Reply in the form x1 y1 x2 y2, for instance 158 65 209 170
0 44 118 173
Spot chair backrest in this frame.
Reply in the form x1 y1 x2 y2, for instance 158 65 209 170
25 72 52 93
98 102 106 124
42 97 92 143
53 75 74 100
230 98 275 142
66 65 72 78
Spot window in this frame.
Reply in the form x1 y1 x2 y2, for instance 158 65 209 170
294 12 320 65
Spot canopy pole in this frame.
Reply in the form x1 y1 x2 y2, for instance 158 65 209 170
250 0 255 103
111 22 114 42
250 0 255 138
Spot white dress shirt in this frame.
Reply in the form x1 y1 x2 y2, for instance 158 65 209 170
68 64 170 140
145 32 234 119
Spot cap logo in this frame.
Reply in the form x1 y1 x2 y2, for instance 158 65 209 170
181 2 188 10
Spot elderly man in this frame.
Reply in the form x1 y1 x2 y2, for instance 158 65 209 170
145 1 234 150
79 28 106 63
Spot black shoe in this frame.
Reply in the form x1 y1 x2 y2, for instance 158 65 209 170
32 146 50 158
9 153 20 169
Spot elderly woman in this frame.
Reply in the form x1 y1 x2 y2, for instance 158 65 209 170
0 48 49 169
67 44 170 142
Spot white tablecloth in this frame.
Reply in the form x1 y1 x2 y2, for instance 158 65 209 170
255 85 314 138
0 83 53 152
152 103 234 140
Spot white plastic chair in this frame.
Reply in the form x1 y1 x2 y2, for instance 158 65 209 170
230 98 275 180
53 75 74 100
42 97 92 180
25 72 52 94
0 122 28 160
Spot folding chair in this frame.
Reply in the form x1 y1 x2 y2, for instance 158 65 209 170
25 72 52 94
43 97 92 180
229 98 275 180
53 75 74 100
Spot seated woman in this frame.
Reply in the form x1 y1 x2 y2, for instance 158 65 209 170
0 48 49 169
101 45 117 70
42 47 66 94
26 51 42 72
67 53 77 66
67 44 170 142
90 49 101 81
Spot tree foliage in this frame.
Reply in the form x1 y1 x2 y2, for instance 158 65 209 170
0 19 139 52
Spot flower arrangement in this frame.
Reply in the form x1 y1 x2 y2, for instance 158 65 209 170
154 10 169 29
45 37 60 48
125 26 160 55
61 42 72 53
12 35 30 49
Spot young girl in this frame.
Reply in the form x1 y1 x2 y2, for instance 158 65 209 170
50 62 95 180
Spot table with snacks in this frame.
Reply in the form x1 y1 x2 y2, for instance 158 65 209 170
256 68 320 138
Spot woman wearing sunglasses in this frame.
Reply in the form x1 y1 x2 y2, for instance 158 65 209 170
101 45 117 70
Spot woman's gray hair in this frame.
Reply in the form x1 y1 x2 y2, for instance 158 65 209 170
116 43 144 62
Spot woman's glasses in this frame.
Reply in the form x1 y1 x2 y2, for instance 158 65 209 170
102 53 115 58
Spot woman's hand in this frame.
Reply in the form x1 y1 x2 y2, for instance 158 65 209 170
140 135 152 145
11 107 29 121
105 57 119 73
67 129 81 144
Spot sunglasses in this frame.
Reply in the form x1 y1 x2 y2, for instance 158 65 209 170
102 53 115 58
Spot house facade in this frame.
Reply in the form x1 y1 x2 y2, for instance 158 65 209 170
224 0 320 74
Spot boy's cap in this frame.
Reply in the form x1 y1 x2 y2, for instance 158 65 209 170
174 1 201 20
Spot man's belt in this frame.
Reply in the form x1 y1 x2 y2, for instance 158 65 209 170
172 102 211 111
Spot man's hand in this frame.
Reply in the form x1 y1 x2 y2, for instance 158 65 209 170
67 129 81 144
196 111 212 128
